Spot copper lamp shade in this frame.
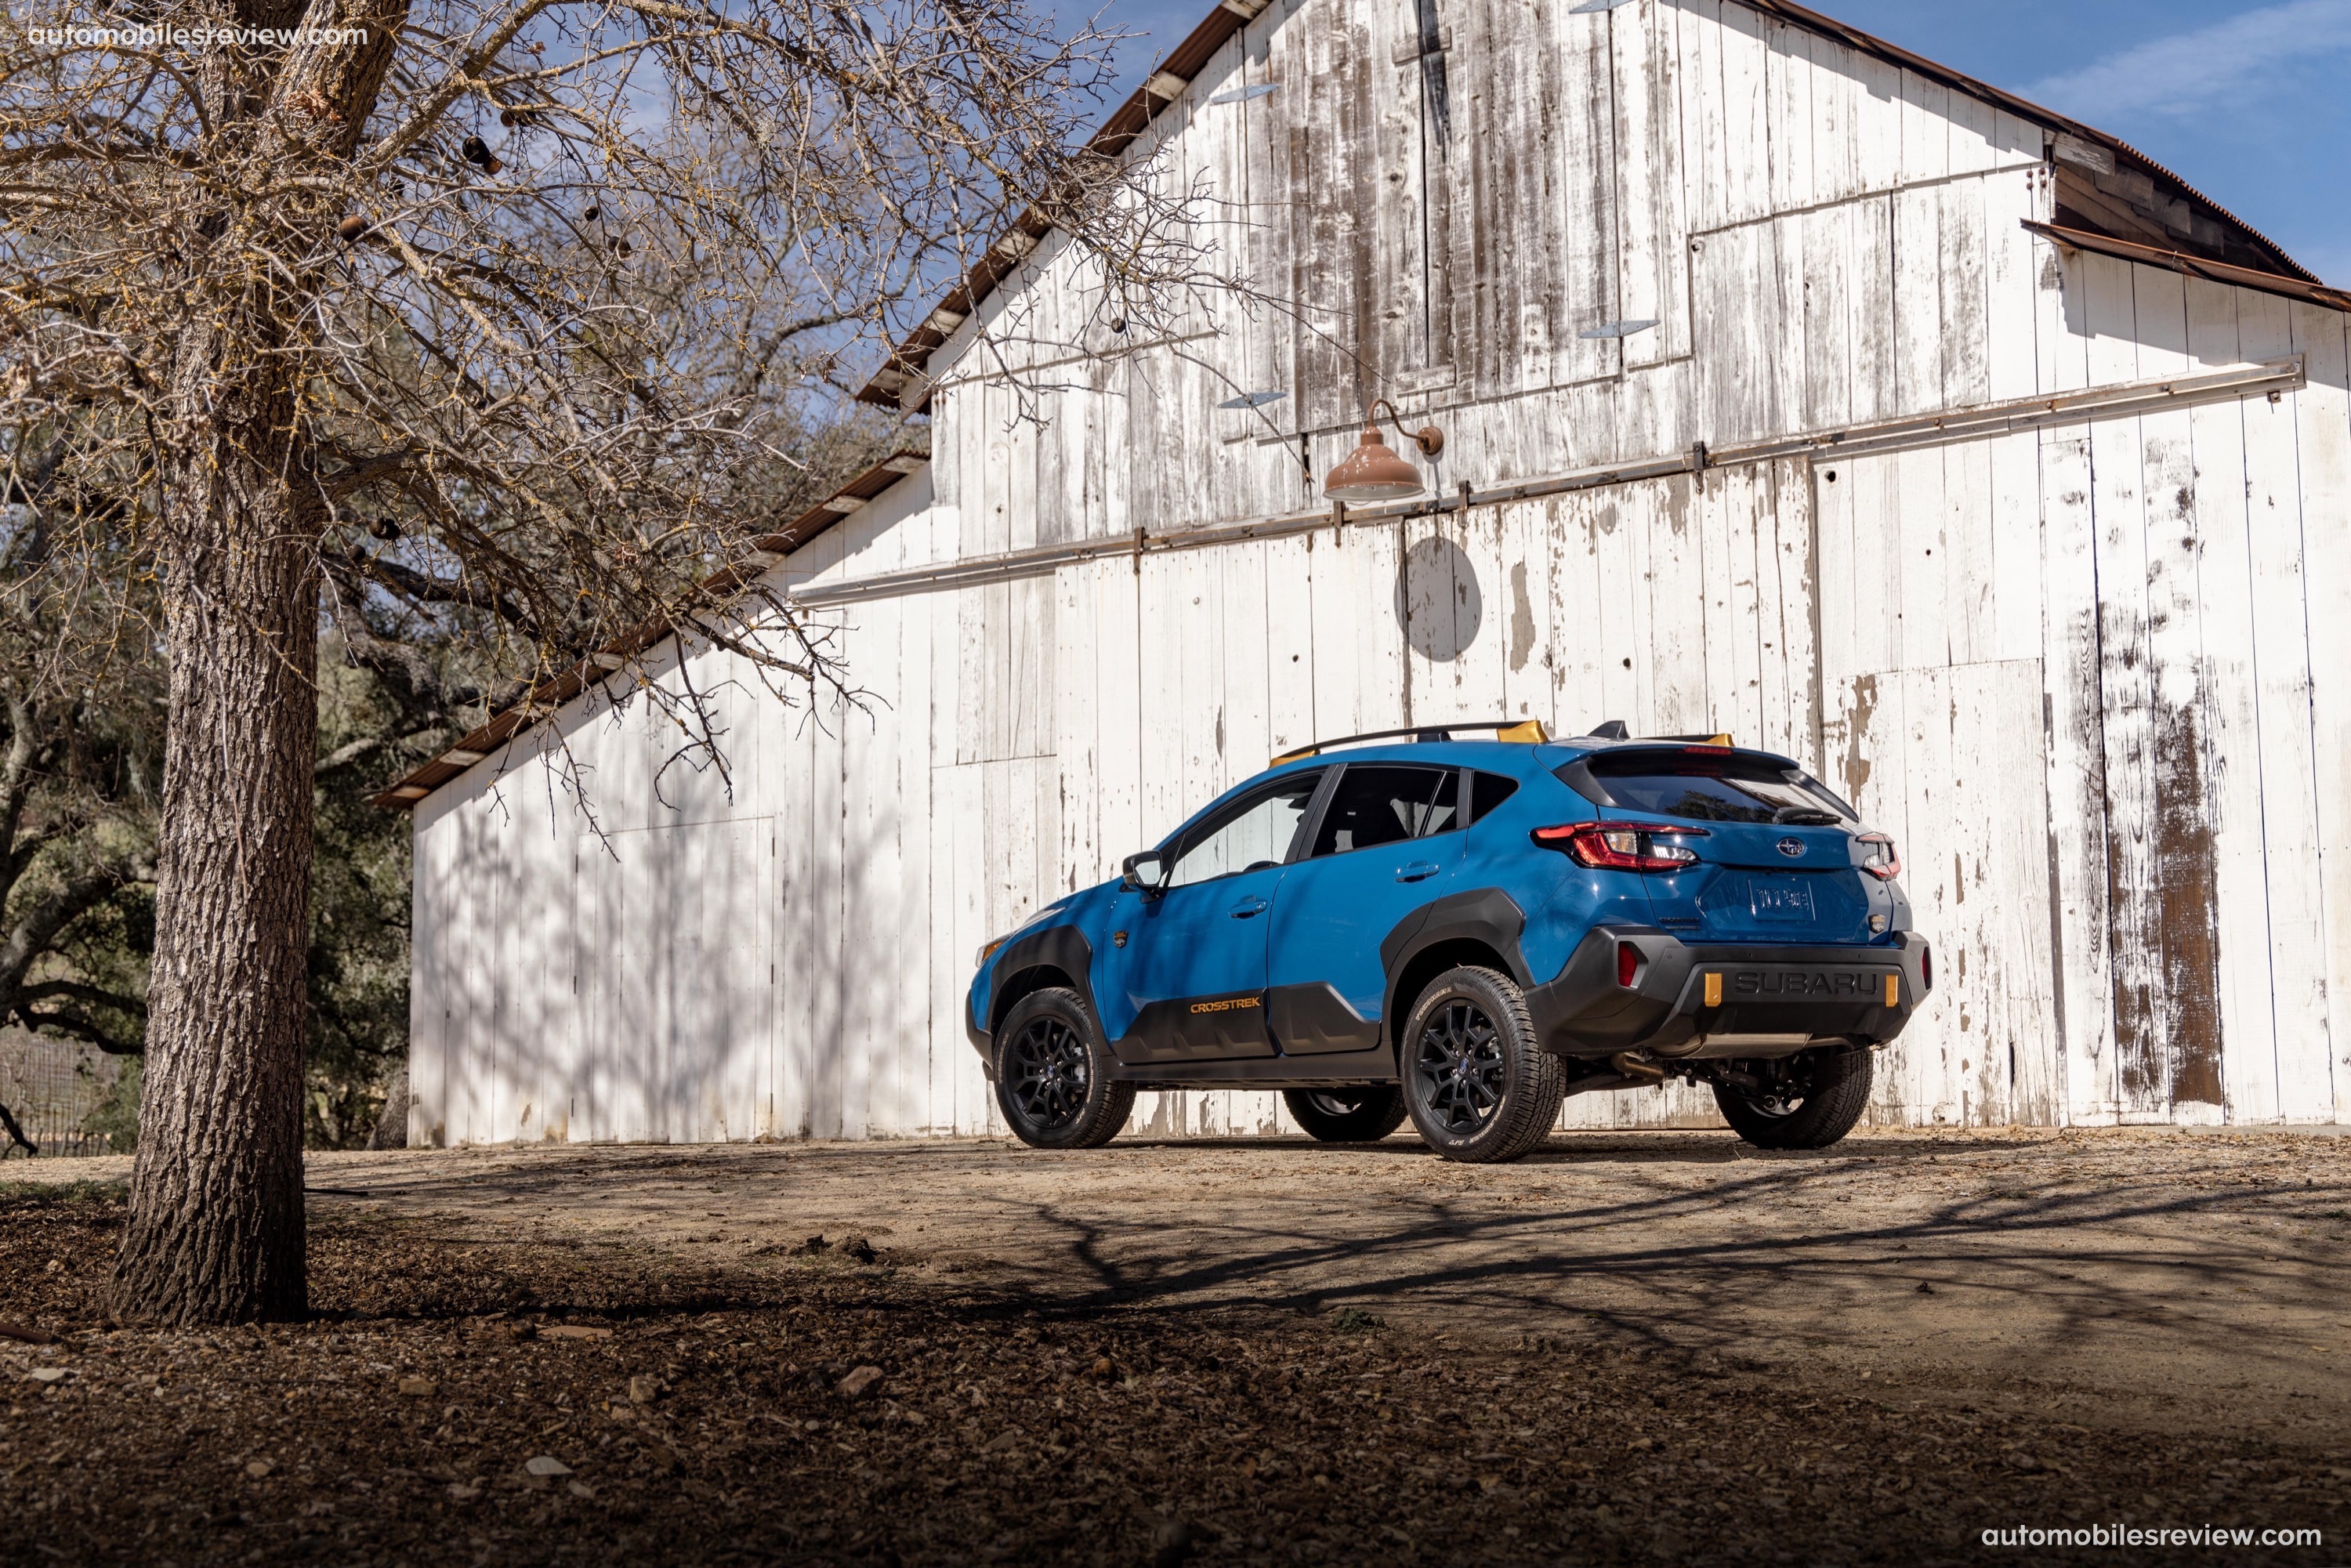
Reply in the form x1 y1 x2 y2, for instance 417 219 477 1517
1322 423 1426 503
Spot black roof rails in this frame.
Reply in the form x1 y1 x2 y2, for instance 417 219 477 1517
1271 719 1549 767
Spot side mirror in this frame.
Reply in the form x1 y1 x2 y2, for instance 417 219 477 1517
1121 850 1168 899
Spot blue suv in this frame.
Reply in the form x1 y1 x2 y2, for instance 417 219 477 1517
968 722 1930 1162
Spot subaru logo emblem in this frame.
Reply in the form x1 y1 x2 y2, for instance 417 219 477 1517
1777 837 1805 858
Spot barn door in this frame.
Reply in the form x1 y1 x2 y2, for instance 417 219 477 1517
1256 0 1440 436
1420 0 1623 398
1813 441 2061 1126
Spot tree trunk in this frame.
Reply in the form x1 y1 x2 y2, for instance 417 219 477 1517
111 345 322 1324
364 1063 410 1151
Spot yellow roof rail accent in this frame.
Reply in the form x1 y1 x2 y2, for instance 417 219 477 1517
1496 719 1550 744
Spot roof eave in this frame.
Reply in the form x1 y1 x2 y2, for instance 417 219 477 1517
371 448 930 812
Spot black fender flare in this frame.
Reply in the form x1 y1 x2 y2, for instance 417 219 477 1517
982 924 1100 1066
1378 888 1532 1053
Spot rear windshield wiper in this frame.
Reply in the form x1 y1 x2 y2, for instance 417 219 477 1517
1771 806 1842 826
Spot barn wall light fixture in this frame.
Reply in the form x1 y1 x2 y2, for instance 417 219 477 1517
1323 398 1444 503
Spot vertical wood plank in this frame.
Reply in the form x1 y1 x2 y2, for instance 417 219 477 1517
2288 299 2351 1122
2183 279 2280 1123
1612 0 1690 368
2237 290 2334 1120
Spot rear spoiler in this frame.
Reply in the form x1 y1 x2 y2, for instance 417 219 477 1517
1584 720 1735 746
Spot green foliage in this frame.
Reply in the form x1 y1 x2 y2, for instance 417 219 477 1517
77 1055 139 1153
303 653 430 1149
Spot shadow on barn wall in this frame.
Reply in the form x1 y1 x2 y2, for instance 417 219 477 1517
1395 534 1483 662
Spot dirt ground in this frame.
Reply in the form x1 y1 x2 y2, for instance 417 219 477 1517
4 1126 2347 1566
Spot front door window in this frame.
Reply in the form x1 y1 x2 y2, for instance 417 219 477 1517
1166 775 1321 888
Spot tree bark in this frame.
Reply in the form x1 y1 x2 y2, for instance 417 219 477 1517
364 1063 410 1150
110 335 322 1324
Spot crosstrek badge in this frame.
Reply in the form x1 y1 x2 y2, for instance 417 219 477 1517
1189 997 1259 1014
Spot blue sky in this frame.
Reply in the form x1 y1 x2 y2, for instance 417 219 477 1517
1063 0 2351 285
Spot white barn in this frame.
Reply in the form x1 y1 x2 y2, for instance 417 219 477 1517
386 0 2351 1144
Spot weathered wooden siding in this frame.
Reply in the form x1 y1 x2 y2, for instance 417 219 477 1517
407 0 2350 1146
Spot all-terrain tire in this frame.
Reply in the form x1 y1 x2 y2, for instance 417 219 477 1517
993 988 1135 1150
1282 1085 1409 1143
1713 1047 1874 1150
1399 966 1564 1163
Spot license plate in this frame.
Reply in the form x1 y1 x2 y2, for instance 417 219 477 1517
1749 878 1816 922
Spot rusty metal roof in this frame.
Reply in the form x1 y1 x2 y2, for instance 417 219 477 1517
2024 221 2351 315
855 0 2319 415
371 448 929 811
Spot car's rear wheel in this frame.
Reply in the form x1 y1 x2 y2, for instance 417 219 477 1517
1712 1046 1873 1150
993 988 1135 1150
1400 966 1563 1163
1282 1085 1408 1143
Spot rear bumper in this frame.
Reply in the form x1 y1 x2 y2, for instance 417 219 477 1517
1523 926 1931 1059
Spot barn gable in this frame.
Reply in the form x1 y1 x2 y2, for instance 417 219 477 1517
400 0 2351 1146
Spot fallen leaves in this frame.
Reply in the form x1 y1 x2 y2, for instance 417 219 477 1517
2 1158 2346 1566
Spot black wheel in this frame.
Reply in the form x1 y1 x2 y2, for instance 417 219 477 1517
993 989 1135 1150
1712 1047 1873 1150
1399 966 1563 1164
1282 1085 1408 1143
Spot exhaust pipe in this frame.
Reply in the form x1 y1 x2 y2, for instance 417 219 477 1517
1609 1051 1665 1083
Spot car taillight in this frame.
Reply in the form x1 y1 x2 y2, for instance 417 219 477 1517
1616 941 1640 988
1531 820 1705 871
1857 832 1900 880
1921 943 1933 991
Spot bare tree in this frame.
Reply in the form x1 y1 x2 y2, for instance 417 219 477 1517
2 0 1201 1322
0 428 161 1055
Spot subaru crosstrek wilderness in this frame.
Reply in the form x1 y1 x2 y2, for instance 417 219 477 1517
967 721 1929 1162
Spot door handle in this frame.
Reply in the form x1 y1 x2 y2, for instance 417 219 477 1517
1396 861 1441 883
1229 896 1270 918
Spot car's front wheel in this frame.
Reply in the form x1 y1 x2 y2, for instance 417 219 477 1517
993 988 1135 1150
1712 1046 1873 1150
1282 1085 1408 1143
1400 966 1563 1163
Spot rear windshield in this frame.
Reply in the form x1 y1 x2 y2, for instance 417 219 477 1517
1557 750 1857 826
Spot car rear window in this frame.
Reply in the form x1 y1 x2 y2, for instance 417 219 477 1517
1556 750 1856 826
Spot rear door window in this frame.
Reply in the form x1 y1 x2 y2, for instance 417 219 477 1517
1558 751 1855 825
1309 765 1460 856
